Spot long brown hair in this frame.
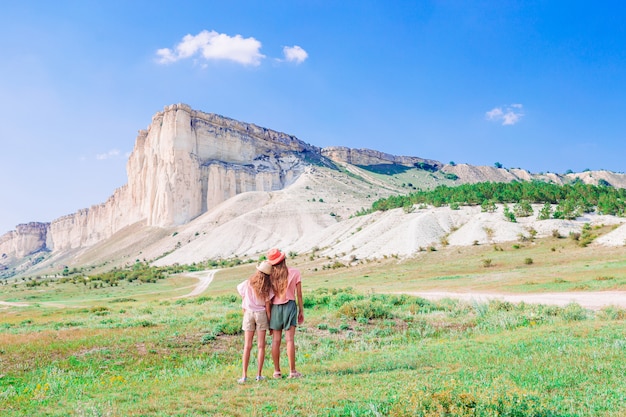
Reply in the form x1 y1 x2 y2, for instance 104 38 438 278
270 259 288 298
249 270 272 301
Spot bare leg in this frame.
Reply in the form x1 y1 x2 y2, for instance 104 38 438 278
256 329 266 377
241 330 254 379
271 329 283 376
285 326 297 374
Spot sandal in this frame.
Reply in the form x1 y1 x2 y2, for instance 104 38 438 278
256 376 266 381
272 371 282 379
237 377 247 384
288 371 302 379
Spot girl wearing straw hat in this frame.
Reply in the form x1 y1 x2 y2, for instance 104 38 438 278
236 260 274 384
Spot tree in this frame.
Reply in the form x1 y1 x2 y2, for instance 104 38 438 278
554 198 580 220
494 162 503 169
513 200 533 217
538 202 552 220
503 204 517 222
481 199 497 213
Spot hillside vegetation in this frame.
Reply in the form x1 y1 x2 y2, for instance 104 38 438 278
367 181 626 218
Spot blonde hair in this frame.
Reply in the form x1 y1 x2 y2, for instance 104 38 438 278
270 260 288 298
249 270 272 301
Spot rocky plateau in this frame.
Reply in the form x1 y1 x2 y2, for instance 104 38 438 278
2 103 626 278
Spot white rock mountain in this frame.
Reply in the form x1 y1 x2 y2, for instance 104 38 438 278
2 104 626 277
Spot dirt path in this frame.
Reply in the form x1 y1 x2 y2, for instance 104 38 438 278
0 301 30 308
400 290 626 311
174 269 219 299
167 271 626 310
0 269 220 309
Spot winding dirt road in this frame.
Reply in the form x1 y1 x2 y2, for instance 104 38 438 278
0 269 220 309
173 269 218 299
401 290 626 311
0 301 30 308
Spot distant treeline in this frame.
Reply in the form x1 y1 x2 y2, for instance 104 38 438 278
53 258 246 287
362 180 626 219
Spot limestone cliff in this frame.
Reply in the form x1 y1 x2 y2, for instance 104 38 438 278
322 146 442 169
0 222 49 259
125 103 318 228
1 104 322 262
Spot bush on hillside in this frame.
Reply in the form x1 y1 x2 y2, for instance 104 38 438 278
337 300 393 320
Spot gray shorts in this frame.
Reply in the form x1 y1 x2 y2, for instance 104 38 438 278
269 300 297 330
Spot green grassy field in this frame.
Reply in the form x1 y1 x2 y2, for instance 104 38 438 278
1 237 626 416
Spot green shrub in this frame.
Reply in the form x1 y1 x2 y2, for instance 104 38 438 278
201 333 217 344
513 200 533 217
303 294 331 308
489 300 514 312
215 311 243 335
216 294 238 304
538 202 552 220
330 292 363 307
371 294 411 306
338 300 392 320
481 200 497 213
599 306 626 320
595 276 614 281
579 223 595 247
195 296 213 304
561 303 587 322
329 261 346 269
407 297 438 313
503 205 517 222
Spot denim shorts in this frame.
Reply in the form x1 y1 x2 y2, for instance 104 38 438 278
269 300 297 330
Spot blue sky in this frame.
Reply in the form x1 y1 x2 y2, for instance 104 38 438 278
2 1 626 234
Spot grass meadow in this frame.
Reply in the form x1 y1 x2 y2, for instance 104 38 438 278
1 236 626 416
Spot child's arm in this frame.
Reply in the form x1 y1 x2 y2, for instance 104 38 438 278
296 281 304 325
237 281 246 314
265 300 271 322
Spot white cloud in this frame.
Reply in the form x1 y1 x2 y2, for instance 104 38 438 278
485 107 503 120
485 104 524 126
283 45 308 64
96 149 121 160
156 30 265 66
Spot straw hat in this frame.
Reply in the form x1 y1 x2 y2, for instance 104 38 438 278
256 260 273 275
